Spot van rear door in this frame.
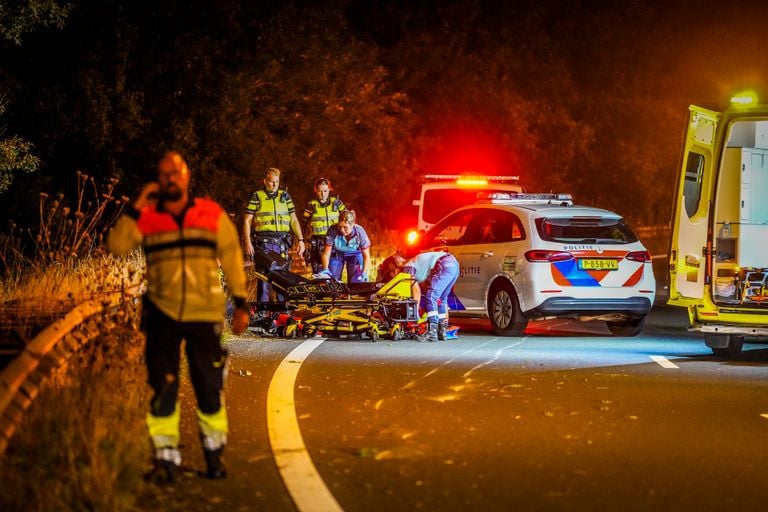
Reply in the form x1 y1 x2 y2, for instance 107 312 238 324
668 106 721 306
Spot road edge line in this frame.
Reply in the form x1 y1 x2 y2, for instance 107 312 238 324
266 338 343 512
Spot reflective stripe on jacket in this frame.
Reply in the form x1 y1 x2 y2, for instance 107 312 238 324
107 198 248 323
303 197 345 235
246 189 294 233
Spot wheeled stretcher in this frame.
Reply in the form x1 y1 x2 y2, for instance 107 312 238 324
246 250 420 340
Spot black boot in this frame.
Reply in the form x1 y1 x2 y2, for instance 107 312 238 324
145 458 180 485
418 321 438 342
203 447 227 479
437 319 448 341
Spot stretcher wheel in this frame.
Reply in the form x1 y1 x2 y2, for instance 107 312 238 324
389 326 402 341
280 323 297 338
369 329 379 342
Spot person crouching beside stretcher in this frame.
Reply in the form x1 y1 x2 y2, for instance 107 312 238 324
319 209 371 282
389 251 460 342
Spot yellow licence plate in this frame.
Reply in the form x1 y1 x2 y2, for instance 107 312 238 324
578 259 618 271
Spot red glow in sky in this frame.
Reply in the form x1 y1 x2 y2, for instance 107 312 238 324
424 124 511 175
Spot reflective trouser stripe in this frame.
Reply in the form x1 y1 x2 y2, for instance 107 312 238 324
197 403 228 451
219 352 230 386
155 447 181 466
426 311 438 320
147 403 181 450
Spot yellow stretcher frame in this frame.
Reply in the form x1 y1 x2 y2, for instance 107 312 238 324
246 251 420 340
280 272 419 340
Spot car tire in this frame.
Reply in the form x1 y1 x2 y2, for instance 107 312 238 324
488 280 527 336
606 315 646 337
708 334 744 358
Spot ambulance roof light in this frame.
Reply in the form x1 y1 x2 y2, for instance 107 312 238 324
730 91 757 106
457 177 488 186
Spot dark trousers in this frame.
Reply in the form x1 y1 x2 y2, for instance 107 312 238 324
143 300 226 417
307 236 326 274
254 237 291 302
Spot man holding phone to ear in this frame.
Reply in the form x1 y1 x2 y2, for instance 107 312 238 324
107 151 249 483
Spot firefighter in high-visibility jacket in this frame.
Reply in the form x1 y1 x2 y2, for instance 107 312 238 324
106 152 250 483
242 167 305 302
302 177 345 273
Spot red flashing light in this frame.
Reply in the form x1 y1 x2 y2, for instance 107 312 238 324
406 230 420 246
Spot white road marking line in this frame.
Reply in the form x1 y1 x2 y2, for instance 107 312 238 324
267 339 343 512
462 341 526 379
400 337 514 390
650 355 679 369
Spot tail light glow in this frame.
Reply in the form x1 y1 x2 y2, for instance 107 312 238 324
525 250 574 262
626 250 651 263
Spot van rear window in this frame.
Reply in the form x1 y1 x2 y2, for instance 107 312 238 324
535 217 638 244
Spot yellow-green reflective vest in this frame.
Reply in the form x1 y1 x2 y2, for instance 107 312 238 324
246 190 294 233
303 197 345 236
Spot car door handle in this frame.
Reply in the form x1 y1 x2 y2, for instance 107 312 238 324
481 251 494 258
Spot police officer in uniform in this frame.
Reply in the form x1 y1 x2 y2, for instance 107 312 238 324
243 167 305 302
302 177 345 273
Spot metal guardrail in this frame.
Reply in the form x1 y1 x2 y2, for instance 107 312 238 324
0 290 138 455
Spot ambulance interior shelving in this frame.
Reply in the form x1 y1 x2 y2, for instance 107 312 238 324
710 119 768 305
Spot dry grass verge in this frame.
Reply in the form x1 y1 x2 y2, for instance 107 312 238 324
0 174 159 510
0 321 149 511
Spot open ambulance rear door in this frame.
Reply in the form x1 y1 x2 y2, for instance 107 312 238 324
668 106 720 309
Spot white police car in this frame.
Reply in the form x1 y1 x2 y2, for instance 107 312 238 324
408 193 656 336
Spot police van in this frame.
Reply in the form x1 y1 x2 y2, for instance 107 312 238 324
412 174 523 232
669 91 768 357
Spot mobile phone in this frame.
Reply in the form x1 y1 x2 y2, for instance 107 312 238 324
147 190 168 202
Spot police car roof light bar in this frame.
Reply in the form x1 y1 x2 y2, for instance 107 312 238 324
478 192 574 205
423 174 521 182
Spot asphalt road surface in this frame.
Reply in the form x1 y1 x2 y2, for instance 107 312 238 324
151 304 768 512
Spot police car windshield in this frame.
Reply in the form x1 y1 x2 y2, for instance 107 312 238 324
536 217 638 244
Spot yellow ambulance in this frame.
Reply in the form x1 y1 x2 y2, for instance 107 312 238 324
669 92 768 357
